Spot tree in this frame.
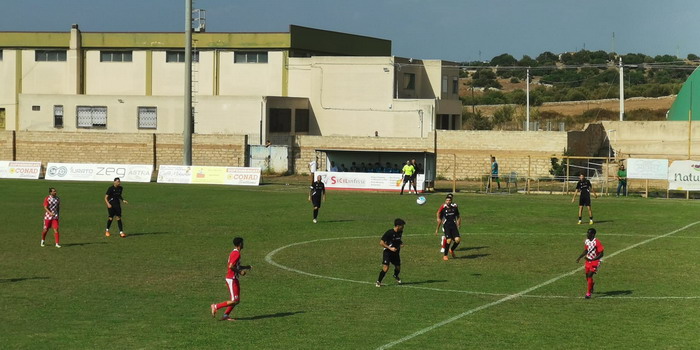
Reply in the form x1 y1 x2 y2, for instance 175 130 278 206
490 53 518 66
536 51 558 65
462 111 492 130
688 53 699 61
518 55 538 67
493 106 515 125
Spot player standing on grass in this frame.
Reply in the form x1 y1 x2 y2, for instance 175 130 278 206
571 173 597 224
309 175 326 223
211 237 252 321
400 161 415 195
41 187 61 248
376 218 405 287
435 194 461 260
105 177 128 238
576 228 604 299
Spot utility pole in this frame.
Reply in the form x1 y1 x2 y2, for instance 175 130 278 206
526 67 530 131
183 0 193 165
618 57 624 121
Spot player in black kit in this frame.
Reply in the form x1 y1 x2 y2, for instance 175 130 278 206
308 175 326 223
105 177 129 237
435 194 461 260
376 218 405 287
571 173 598 225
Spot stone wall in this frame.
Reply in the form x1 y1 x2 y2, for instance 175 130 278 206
0 131 247 176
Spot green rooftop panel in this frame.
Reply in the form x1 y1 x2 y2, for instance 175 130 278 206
668 67 700 121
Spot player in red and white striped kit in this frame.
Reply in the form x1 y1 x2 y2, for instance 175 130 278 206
576 228 604 299
41 187 61 248
210 237 252 321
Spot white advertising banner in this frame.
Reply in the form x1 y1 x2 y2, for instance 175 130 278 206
668 160 700 191
626 158 669 180
315 171 425 192
157 165 261 186
0 161 42 179
45 163 153 182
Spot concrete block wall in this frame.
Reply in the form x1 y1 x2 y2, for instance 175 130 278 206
294 130 568 179
1 131 248 176
0 131 13 160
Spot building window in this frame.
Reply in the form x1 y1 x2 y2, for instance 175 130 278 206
54 105 64 128
234 51 268 63
295 109 310 133
166 51 199 63
0 50 3 61
269 108 291 132
138 107 157 129
77 106 107 128
452 77 459 94
437 114 450 130
403 73 416 90
32 106 41 111
35 50 67 62
442 76 448 93
100 51 133 62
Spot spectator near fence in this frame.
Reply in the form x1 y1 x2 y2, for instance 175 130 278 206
616 164 627 196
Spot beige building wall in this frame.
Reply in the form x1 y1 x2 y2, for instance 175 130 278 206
287 56 458 138
0 50 18 130
151 51 215 96
85 51 147 95
19 94 183 133
21 50 73 94
218 51 284 96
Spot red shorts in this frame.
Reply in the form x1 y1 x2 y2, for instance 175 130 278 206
585 260 601 274
225 278 240 302
43 219 59 230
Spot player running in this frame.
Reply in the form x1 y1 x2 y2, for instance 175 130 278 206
576 228 605 299
308 175 326 223
105 177 128 237
435 194 461 260
376 218 405 287
571 173 597 224
211 237 252 321
41 187 61 248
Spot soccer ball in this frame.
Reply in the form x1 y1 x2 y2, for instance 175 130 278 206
416 196 427 205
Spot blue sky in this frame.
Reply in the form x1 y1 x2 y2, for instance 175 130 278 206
2 0 699 62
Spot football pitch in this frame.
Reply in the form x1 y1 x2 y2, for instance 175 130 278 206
2 179 700 349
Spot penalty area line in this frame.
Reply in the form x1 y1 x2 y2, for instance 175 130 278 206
377 220 700 350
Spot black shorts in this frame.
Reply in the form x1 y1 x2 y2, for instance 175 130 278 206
108 204 122 217
579 196 591 207
403 175 412 184
443 225 460 240
311 196 322 208
382 250 401 266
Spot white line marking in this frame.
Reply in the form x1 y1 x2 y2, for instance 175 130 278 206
377 221 700 349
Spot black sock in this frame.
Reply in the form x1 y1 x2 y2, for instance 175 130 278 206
377 270 386 283
451 241 460 252
578 216 582 221
106 219 113 230
393 268 400 278
444 244 450 256
313 209 319 219
590 217 593 221
117 220 123 232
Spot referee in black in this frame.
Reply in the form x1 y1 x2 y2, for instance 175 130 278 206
571 173 598 225
308 175 326 223
105 177 128 238
376 218 405 287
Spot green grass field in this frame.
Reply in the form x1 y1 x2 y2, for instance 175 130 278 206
2 179 700 349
